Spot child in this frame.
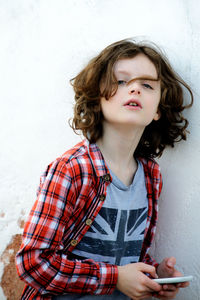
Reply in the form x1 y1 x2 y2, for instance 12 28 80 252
16 39 193 299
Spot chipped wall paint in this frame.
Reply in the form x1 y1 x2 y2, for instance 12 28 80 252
0 0 200 299
0 235 24 299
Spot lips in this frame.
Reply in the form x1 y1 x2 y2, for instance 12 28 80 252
124 99 142 108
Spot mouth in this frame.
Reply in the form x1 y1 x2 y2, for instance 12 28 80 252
124 99 142 108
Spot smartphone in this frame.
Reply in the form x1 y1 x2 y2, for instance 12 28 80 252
153 275 193 285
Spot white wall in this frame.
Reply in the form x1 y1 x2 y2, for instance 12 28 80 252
0 0 200 299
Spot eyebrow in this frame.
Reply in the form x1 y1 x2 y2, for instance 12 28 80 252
116 71 159 82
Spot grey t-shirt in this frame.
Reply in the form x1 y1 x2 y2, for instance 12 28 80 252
53 161 148 300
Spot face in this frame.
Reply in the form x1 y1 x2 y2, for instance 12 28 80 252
100 54 161 130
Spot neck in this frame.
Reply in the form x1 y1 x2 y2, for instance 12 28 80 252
96 122 144 185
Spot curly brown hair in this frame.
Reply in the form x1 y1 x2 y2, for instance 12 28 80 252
69 39 193 158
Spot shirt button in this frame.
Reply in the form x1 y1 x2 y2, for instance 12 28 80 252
70 239 78 247
85 219 93 226
102 174 111 182
99 194 106 201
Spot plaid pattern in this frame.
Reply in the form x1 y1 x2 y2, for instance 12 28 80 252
16 140 162 299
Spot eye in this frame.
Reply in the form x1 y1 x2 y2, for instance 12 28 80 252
143 83 153 89
117 80 127 86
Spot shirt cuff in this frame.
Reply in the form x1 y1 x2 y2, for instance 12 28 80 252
94 262 118 295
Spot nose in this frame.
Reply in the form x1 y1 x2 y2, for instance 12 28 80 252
129 88 141 95
128 81 141 95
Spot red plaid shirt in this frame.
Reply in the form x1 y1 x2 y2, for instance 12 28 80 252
16 140 162 299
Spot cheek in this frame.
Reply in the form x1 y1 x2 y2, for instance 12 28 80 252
153 90 161 108
100 97 118 121
100 98 111 118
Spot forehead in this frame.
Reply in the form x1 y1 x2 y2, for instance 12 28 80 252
113 54 158 79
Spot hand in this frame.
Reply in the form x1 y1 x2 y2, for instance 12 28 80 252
116 262 161 299
153 257 190 299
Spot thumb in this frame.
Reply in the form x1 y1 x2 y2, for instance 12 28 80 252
166 257 176 269
164 257 176 276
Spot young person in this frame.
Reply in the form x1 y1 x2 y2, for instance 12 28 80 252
16 39 193 299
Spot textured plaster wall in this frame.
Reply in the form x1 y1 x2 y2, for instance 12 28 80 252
0 0 200 299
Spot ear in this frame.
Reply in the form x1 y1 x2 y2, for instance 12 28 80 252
153 110 161 121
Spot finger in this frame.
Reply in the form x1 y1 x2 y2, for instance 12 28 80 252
138 262 157 277
172 270 182 277
137 263 160 283
158 257 176 278
152 292 166 299
158 288 179 297
131 292 153 300
162 284 177 291
145 277 162 292
140 294 153 299
178 281 190 288
164 257 176 277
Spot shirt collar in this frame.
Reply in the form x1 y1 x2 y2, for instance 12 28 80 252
84 139 110 178
83 140 161 191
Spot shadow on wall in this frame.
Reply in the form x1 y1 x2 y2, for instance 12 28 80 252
0 234 24 300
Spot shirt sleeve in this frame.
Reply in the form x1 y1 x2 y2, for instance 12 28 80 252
144 165 162 269
140 159 162 270
16 159 118 296
142 253 159 268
